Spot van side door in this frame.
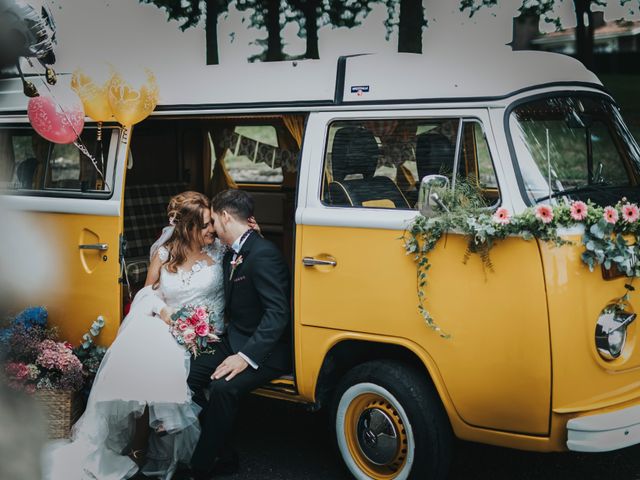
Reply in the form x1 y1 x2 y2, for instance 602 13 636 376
0 122 126 345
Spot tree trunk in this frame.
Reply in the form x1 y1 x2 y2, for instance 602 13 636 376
205 0 220 65
573 0 594 70
304 1 320 59
265 0 284 61
398 0 423 54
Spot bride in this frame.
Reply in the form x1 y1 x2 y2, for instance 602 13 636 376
44 191 225 480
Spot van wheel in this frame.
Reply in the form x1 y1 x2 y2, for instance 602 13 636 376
332 360 452 480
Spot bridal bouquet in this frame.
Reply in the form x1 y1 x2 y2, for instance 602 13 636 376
170 305 220 357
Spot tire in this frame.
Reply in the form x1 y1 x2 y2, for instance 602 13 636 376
332 360 452 480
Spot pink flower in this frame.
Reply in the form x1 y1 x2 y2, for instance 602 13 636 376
187 315 199 326
535 204 554 224
492 207 511 225
177 321 188 331
622 203 639 223
604 206 619 224
6 362 29 380
183 330 196 344
570 201 588 221
63 341 73 350
194 307 208 321
195 322 210 337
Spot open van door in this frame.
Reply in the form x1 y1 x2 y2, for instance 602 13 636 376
0 103 127 345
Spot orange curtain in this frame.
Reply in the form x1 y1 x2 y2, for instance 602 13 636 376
282 115 305 148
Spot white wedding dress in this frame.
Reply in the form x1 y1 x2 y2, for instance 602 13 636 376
43 240 225 480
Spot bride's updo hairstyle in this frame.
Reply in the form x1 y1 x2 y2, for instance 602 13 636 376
158 191 211 278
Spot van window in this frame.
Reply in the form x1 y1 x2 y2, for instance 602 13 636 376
322 118 500 209
0 127 113 193
224 126 286 184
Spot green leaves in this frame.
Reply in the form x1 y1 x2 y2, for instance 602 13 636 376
403 193 640 340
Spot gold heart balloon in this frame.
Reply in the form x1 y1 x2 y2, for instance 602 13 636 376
70 68 114 122
108 69 159 127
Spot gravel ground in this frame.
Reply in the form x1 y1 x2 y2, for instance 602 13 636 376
222 395 640 480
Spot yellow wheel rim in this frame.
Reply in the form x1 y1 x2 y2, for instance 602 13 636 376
343 392 409 479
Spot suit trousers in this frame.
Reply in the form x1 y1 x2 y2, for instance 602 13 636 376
188 337 284 473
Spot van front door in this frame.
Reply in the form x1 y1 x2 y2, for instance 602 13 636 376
295 110 551 436
0 124 126 345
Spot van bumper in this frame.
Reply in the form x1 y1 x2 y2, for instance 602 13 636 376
566 404 640 452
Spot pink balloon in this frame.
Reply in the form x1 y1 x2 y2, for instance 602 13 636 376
28 90 85 144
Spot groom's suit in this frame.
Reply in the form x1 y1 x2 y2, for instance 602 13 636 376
188 230 291 474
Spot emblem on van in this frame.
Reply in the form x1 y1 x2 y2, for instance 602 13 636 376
350 85 370 96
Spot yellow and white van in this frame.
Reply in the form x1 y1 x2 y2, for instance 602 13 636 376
2 49 640 479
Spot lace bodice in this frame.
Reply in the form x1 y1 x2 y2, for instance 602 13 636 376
157 239 225 331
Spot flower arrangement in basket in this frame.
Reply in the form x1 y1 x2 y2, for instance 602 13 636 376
0 307 106 438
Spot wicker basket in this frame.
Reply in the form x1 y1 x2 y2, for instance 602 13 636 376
34 390 84 439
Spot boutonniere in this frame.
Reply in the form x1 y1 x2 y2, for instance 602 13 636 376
229 255 243 281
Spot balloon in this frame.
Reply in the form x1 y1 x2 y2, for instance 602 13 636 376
108 69 159 127
71 68 114 122
28 87 85 144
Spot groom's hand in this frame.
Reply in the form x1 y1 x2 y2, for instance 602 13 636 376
212 354 248 381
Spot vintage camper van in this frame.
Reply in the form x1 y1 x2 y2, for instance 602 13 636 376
2 50 640 479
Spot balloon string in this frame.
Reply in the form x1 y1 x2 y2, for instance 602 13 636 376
31 68 110 190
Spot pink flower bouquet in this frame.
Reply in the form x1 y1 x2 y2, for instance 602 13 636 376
169 305 220 357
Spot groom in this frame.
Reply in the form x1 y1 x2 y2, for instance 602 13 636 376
187 189 291 479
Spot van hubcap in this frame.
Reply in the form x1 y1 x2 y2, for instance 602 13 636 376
345 393 408 478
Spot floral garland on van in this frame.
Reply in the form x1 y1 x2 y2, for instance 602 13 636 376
403 199 640 338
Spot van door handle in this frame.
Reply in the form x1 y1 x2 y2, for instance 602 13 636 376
303 256 337 267
79 243 109 251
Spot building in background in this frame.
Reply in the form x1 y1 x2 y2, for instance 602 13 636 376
512 11 640 135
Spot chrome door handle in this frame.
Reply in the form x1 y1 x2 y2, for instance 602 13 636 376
79 243 109 251
303 256 337 267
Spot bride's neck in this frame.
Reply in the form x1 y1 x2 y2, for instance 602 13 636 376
186 241 203 255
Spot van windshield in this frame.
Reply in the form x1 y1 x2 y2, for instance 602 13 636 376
509 95 640 206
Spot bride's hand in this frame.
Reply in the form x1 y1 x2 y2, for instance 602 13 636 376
159 307 175 326
248 216 261 235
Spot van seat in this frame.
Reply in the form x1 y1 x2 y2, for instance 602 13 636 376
123 182 189 285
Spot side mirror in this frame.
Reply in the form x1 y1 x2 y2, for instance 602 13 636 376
417 174 450 217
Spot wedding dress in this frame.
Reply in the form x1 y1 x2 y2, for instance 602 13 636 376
43 240 225 480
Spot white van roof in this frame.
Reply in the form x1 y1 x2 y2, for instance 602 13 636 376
0 49 603 114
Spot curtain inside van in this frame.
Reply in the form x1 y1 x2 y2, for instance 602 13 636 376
0 131 14 184
207 129 238 197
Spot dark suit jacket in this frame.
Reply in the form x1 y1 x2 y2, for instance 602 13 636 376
222 231 291 372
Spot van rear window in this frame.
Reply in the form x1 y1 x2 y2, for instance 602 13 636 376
223 126 286 184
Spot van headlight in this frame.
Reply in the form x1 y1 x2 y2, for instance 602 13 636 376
595 308 636 360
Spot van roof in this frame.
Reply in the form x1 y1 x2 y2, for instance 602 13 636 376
0 50 603 114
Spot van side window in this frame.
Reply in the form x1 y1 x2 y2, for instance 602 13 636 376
322 119 500 209
0 127 113 193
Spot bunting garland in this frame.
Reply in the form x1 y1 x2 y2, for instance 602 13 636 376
220 130 298 173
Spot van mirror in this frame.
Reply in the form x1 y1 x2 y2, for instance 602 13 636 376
417 174 450 217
